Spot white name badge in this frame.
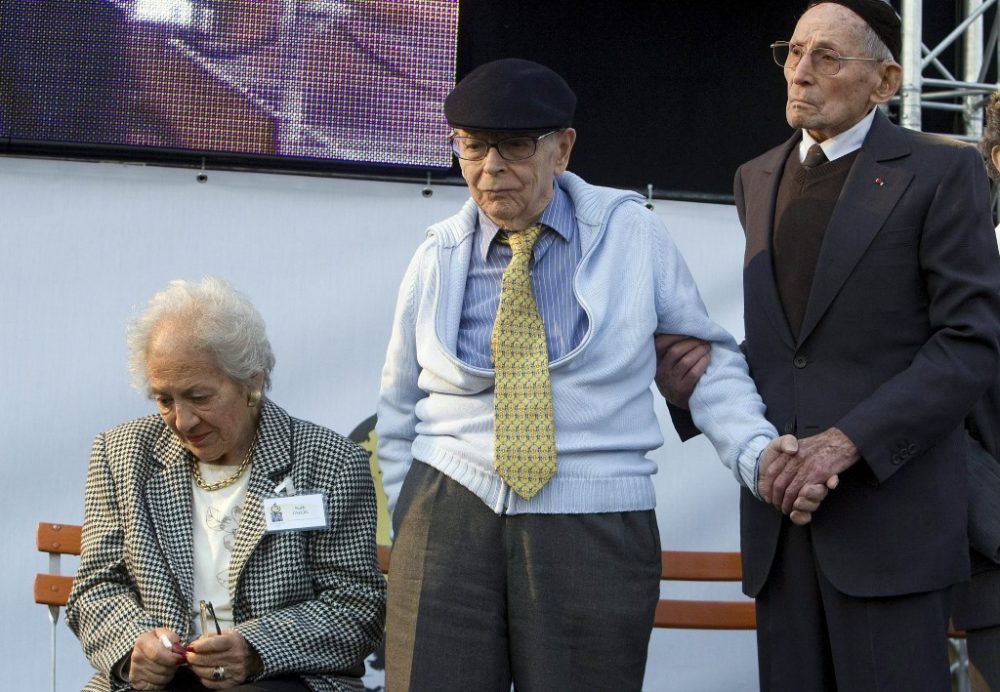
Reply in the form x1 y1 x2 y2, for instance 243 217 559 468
263 492 329 533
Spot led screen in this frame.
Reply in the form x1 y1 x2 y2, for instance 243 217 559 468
0 0 459 168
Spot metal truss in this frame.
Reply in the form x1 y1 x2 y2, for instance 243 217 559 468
899 0 999 140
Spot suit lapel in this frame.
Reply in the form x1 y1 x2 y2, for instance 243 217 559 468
746 134 799 351
146 430 196 607
797 113 913 344
227 399 294 596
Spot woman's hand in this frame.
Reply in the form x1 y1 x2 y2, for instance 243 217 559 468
186 630 263 689
128 628 184 691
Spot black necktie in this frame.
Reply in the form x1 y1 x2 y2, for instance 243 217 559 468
802 143 828 169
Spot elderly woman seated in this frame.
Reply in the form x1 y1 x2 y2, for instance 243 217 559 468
66 277 386 692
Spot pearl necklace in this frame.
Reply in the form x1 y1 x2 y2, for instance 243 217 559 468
191 436 257 492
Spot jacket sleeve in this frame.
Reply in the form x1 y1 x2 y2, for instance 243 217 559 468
235 441 386 678
836 146 1000 482
66 433 160 691
666 402 700 441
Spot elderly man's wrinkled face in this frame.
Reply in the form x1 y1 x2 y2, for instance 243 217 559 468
145 323 262 465
784 3 900 142
458 128 576 231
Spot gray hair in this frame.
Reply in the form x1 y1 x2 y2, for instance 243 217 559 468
858 22 895 65
127 277 276 393
805 1 899 66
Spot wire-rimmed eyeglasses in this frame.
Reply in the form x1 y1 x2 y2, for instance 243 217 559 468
449 130 560 162
771 41 881 76
199 599 222 635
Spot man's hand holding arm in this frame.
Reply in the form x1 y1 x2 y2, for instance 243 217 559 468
655 334 710 409
655 334 710 442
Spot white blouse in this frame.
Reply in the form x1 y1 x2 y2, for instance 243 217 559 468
190 463 251 635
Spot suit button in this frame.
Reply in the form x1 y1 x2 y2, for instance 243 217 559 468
783 421 795 434
907 443 917 454
793 355 808 369
891 454 902 465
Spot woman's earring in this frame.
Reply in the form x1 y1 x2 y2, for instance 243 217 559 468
248 390 262 407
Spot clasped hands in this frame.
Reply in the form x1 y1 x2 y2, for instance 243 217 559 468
128 627 262 690
759 428 857 525
654 334 858 525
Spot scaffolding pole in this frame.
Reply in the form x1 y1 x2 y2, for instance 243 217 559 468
899 0 999 140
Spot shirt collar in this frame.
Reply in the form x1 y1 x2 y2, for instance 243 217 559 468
475 177 574 259
799 106 877 164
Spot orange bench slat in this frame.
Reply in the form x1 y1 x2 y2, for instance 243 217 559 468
660 550 743 581
34 573 74 607
655 598 757 630
36 522 82 556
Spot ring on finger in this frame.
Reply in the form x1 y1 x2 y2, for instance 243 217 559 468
212 665 226 681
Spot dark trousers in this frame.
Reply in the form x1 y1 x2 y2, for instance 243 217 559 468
968 625 1000 691
756 521 954 691
385 462 661 692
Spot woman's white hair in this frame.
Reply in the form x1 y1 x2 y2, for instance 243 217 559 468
127 277 276 393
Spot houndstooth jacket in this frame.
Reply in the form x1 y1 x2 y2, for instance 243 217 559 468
66 399 386 692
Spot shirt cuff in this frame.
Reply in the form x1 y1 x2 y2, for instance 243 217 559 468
739 435 771 500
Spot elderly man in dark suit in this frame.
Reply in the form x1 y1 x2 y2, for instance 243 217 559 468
660 1 1000 689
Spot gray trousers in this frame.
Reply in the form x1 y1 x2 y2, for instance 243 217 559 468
385 462 661 692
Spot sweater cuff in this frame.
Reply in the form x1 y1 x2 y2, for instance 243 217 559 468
739 435 771 500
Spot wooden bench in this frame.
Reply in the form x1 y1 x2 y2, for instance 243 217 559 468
37 539 753 630
655 549 755 630
35 522 82 692
33 522 390 692
36 524 968 689
34 522 393 613
35 522 80 609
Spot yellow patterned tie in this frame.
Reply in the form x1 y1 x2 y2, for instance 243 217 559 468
492 224 557 499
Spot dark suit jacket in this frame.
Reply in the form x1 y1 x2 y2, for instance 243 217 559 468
66 400 386 692
735 110 1000 599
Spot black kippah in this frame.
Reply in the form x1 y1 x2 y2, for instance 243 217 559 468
808 0 901 62
444 58 576 133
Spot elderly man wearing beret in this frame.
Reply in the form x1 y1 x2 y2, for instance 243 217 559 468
375 58 811 691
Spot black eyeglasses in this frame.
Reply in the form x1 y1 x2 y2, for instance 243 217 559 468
771 41 881 76
449 130 560 162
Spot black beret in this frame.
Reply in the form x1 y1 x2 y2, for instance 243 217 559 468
808 0 901 62
444 58 576 133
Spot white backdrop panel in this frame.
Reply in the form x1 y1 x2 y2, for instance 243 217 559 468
0 156 754 691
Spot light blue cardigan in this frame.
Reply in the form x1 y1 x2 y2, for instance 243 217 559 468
376 171 776 518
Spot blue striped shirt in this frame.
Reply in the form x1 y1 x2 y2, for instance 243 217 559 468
456 178 587 368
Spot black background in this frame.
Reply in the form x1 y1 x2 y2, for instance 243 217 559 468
455 0 967 199
0 0 973 199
